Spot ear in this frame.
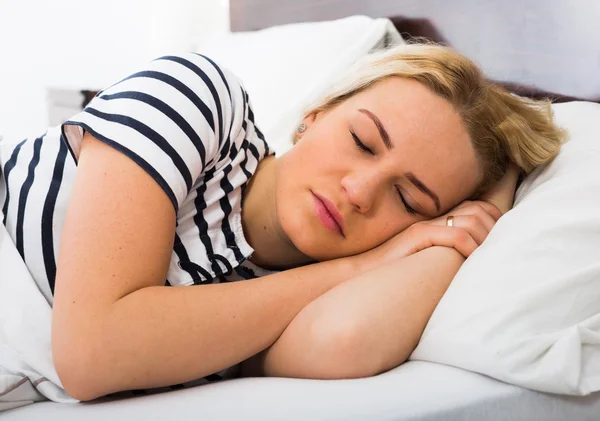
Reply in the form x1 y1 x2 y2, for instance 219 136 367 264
295 112 319 141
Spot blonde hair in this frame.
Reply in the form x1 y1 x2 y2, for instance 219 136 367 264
296 43 567 196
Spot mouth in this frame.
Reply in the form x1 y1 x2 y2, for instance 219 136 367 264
311 191 345 237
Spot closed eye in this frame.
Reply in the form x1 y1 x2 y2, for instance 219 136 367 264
397 188 417 215
350 130 374 155
350 130 417 215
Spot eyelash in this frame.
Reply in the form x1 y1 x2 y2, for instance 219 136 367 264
350 130 417 215
397 187 417 215
350 130 374 154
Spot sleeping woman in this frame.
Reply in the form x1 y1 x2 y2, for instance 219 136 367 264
0 43 564 401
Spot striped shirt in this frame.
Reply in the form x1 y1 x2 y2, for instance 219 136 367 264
0 52 277 394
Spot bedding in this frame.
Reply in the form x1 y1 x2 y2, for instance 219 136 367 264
0 220 75 412
411 101 600 395
5 361 600 421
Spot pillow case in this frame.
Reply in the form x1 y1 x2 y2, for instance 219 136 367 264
0 223 77 411
195 16 403 156
410 101 600 396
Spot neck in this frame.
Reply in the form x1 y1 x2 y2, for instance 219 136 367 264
241 155 313 271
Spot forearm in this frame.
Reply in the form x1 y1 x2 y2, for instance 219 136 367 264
479 163 521 213
253 246 465 379
63 256 363 400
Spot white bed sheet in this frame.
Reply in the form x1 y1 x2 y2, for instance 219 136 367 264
4 361 600 421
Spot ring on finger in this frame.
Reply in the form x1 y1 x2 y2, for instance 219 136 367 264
446 215 454 227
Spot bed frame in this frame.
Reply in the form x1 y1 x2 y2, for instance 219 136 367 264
230 0 600 103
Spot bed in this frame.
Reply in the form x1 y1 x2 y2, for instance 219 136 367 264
5 361 600 421
4 0 600 419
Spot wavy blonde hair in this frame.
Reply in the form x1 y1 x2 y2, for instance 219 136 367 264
295 42 567 196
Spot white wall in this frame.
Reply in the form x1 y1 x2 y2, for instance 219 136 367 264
0 0 229 142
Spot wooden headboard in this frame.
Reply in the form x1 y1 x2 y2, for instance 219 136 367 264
230 0 600 103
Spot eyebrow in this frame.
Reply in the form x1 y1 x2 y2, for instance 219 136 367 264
358 108 394 151
405 172 441 212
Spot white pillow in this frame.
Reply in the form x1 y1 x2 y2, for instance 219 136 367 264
0 223 77 408
411 101 600 396
196 16 403 156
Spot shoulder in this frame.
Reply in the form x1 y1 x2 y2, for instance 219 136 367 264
97 52 248 114
165 53 271 160
60 52 259 212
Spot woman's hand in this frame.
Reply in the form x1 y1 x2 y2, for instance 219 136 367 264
353 200 502 272
478 162 522 214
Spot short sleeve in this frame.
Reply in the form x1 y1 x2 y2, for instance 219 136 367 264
61 53 241 212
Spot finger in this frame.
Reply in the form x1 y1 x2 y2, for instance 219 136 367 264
415 225 479 258
476 209 497 233
464 204 498 233
474 201 503 221
450 201 501 222
428 204 497 232
451 215 489 245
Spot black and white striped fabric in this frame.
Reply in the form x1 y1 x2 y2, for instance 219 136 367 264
0 53 277 398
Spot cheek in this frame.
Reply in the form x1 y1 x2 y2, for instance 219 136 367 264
351 211 410 251
281 138 342 186
371 216 405 241
303 120 350 154
274 154 311 232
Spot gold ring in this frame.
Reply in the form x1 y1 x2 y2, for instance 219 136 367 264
446 215 454 227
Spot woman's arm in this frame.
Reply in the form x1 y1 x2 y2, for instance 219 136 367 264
240 246 464 379
52 134 367 401
240 165 521 378
479 163 522 213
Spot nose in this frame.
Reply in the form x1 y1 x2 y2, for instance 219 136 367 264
341 169 382 213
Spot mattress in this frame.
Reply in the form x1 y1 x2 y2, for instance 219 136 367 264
4 361 600 421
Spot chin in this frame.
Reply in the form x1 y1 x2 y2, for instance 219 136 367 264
278 199 342 262
277 186 344 261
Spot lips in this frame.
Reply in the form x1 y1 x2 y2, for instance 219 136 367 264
312 191 345 237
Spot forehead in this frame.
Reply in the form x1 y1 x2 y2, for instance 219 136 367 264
345 77 481 210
